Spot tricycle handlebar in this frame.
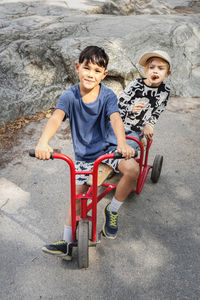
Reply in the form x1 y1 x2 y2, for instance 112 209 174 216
29 149 53 159
29 150 138 160
113 151 138 159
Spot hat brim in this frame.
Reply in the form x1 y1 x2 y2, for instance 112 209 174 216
139 52 171 68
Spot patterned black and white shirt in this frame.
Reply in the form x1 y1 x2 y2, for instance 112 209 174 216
118 78 170 132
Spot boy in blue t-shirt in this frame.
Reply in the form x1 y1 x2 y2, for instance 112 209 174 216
35 46 139 260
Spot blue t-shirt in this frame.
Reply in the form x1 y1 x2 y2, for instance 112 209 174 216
56 83 119 162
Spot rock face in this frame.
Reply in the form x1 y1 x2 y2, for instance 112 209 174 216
88 0 200 15
0 0 200 123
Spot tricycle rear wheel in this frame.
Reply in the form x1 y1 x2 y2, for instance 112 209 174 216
77 220 89 269
151 155 163 183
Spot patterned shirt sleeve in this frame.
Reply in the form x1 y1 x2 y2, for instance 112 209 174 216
146 90 170 127
118 81 136 121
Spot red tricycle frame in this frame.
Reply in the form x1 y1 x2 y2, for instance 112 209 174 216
51 137 153 244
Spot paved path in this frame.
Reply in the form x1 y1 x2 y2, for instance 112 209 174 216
0 97 200 300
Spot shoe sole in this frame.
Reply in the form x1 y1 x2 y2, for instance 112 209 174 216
102 227 117 240
62 256 72 261
42 247 72 261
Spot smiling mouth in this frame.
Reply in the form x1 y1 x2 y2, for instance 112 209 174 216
151 75 159 80
85 79 94 83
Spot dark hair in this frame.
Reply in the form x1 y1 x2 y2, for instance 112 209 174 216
79 46 109 69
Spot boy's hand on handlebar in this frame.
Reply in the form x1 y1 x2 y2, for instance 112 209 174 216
117 142 135 160
35 143 53 160
141 124 154 140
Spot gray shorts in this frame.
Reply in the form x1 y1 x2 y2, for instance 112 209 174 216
75 150 120 185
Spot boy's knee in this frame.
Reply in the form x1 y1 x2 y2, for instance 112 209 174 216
120 160 139 180
130 164 139 180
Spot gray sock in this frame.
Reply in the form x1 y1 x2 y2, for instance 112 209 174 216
109 196 123 213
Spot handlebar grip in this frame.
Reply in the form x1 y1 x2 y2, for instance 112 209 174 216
29 149 53 159
114 151 138 159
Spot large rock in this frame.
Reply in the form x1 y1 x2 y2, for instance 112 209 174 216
85 0 200 15
0 0 200 123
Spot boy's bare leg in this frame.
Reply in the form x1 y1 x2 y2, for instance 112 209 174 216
66 185 89 226
114 158 139 202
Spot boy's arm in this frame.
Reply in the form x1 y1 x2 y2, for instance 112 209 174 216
35 109 65 160
110 112 135 159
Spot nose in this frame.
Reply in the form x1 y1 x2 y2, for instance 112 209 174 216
88 70 94 77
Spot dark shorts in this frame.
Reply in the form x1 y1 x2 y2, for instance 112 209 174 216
75 149 121 185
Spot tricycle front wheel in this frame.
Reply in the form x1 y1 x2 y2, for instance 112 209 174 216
151 155 163 183
77 220 89 269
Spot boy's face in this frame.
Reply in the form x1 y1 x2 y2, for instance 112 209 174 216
144 57 171 87
75 59 108 93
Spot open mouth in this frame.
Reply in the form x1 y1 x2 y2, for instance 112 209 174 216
151 75 159 80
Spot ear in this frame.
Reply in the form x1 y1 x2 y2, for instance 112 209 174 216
75 62 79 73
166 70 171 77
102 69 108 80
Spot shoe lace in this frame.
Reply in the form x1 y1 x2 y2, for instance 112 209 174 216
109 213 118 227
53 241 65 245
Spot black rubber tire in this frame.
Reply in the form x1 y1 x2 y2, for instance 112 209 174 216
151 155 163 183
77 220 89 269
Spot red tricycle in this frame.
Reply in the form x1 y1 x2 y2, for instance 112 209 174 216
29 136 163 269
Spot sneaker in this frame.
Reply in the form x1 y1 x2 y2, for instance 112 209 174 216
102 204 118 239
42 240 73 261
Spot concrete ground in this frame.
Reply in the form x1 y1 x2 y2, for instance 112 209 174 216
0 97 200 300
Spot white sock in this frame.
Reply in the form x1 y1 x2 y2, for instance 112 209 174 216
109 196 123 213
63 225 72 243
